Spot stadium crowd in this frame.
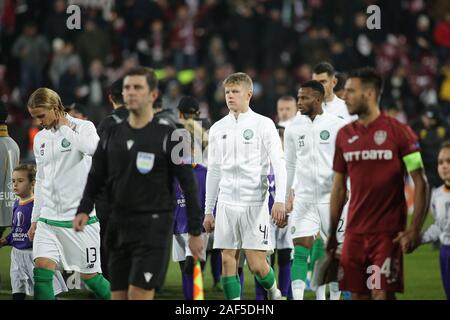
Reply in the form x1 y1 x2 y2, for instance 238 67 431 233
1 0 450 165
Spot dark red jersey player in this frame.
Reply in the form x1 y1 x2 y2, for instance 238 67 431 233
327 67 429 300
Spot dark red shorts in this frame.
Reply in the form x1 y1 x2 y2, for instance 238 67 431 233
339 232 403 294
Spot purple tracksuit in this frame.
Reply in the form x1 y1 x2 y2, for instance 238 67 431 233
174 164 207 235
5 200 33 249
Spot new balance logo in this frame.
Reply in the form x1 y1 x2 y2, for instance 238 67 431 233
144 272 153 283
348 135 359 144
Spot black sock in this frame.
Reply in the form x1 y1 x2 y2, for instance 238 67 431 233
12 293 26 300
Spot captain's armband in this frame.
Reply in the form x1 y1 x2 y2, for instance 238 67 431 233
402 152 424 172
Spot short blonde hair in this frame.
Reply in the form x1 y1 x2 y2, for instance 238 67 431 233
27 88 65 112
223 72 253 92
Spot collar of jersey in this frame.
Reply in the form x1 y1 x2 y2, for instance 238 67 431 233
19 198 34 206
228 108 253 123
300 111 326 123
354 112 385 129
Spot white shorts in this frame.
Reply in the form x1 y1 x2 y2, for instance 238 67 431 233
290 202 330 241
10 247 68 295
172 233 209 262
213 202 272 251
33 220 102 274
269 218 293 250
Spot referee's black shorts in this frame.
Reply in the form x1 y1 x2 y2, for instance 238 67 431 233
105 212 173 291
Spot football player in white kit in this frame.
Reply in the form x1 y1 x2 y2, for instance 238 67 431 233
27 88 110 300
312 62 356 122
203 72 287 300
285 81 346 300
312 62 356 299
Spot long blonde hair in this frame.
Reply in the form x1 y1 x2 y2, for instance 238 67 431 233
27 88 65 113
180 117 208 152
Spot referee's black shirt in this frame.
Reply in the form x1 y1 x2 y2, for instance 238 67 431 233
77 120 202 236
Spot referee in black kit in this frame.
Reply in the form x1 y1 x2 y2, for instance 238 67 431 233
73 66 204 300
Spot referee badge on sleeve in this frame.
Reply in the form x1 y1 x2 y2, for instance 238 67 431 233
136 152 155 174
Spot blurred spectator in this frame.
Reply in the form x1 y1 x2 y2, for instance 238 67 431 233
76 19 110 71
265 66 295 109
0 65 12 100
170 4 197 70
26 117 40 161
67 103 88 120
413 106 450 188
297 26 331 66
349 12 375 67
78 59 109 125
162 79 182 112
227 3 259 70
383 65 415 117
206 63 232 122
11 21 50 100
433 12 450 59
44 0 71 42
277 95 297 127
412 14 433 59
262 6 291 70
385 104 408 124
334 72 347 99
204 36 229 74
58 59 83 107
137 19 168 69
49 40 83 89
438 58 450 115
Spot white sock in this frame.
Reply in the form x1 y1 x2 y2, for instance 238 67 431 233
292 280 306 300
329 282 341 300
315 284 326 300
267 281 278 299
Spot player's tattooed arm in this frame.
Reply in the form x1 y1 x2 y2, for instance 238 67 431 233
328 172 347 256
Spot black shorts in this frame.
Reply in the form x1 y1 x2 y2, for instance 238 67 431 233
106 212 173 291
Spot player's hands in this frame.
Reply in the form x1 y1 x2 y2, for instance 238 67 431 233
28 222 37 241
0 238 7 247
271 202 286 227
73 213 89 232
326 233 339 257
286 190 295 213
54 110 70 130
393 228 421 254
188 234 204 260
203 214 215 233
